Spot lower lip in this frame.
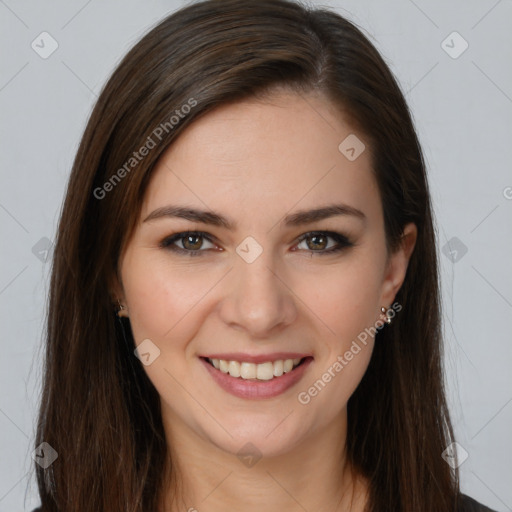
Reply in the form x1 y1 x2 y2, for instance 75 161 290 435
200 357 313 400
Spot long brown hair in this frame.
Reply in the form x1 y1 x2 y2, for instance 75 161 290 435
34 1 460 510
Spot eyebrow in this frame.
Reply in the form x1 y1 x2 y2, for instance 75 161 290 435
284 204 366 226
144 205 234 228
143 203 366 228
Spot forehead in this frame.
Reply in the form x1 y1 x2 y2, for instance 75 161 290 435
142 91 380 228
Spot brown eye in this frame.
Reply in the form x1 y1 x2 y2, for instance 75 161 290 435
182 233 203 250
294 231 354 255
160 231 217 255
304 234 328 251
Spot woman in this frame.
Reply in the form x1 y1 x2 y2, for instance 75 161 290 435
32 0 497 511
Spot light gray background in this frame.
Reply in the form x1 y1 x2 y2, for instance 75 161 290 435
1 1 511 511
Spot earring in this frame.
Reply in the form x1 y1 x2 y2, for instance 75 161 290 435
117 299 128 318
380 306 392 325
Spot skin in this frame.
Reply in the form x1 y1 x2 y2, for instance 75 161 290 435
115 90 417 512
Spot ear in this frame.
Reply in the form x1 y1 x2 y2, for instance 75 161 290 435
379 222 417 308
108 271 129 318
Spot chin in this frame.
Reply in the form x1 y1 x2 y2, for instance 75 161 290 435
199 414 311 461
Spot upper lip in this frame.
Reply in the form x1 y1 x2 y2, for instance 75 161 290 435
201 352 312 364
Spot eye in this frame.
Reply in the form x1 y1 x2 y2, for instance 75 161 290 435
160 231 218 255
294 231 354 255
160 230 354 257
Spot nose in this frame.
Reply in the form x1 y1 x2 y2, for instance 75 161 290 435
218 248 298 338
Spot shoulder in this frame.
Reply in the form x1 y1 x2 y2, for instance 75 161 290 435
459 494 498 512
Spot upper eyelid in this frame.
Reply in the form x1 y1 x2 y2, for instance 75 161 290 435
162 231 218 249
295 231 352 249
296 230 348 240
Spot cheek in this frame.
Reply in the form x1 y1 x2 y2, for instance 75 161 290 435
301 254 385 341
298 342 373 418
120 253 225 350
294 283 378 418
291 251 383 408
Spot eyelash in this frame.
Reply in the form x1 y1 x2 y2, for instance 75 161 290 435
159 230 354 257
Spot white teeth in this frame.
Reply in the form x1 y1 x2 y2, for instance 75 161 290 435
240 362 256 379
219 359 229 373
256 362 274 380
273 360 284 377
228 360 241 377
208 357 304 380
283 359 294 373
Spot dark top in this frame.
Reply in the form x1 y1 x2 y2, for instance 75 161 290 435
458 495 497 512
30 494 497 511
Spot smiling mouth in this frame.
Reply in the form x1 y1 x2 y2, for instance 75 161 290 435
202 356 309 381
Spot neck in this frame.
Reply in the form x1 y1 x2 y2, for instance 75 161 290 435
158 405 368 512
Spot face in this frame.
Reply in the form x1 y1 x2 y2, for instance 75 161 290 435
117 90 416 458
